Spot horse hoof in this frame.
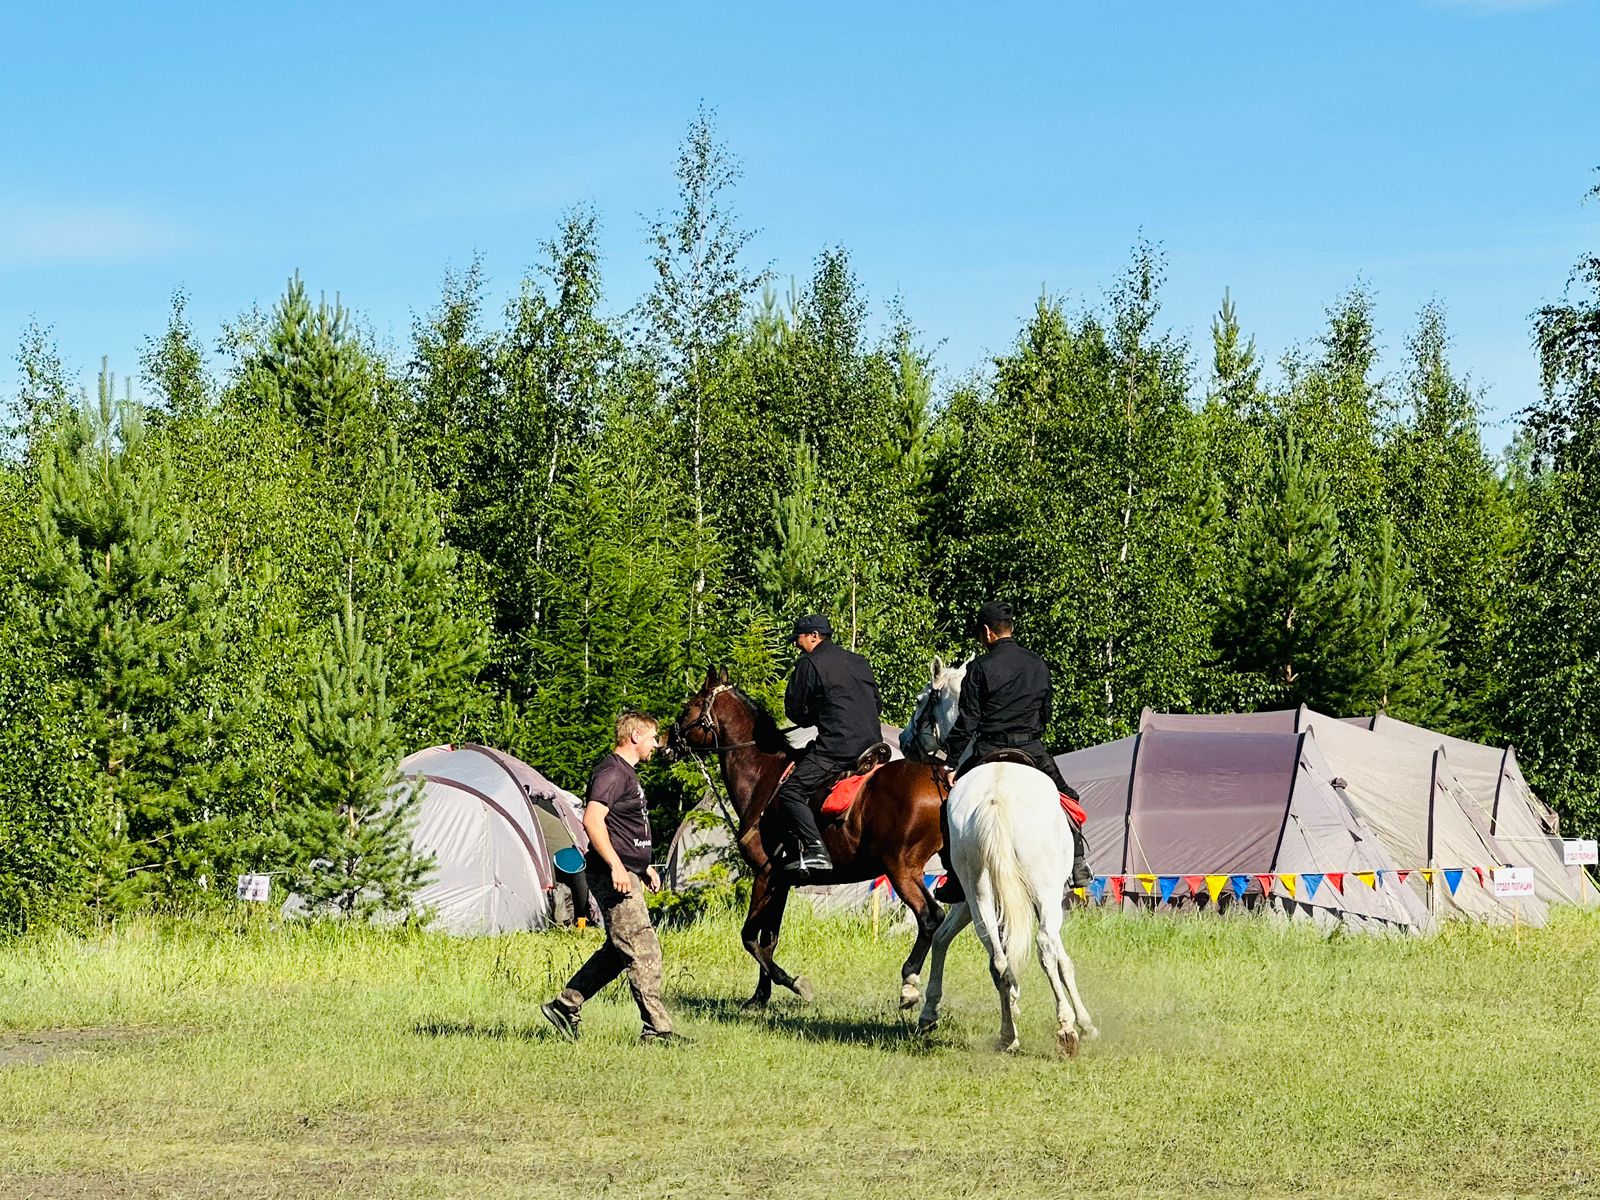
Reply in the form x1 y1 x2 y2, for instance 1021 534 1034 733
740 994 769 1011
899 986 920 1011
791 976 814 1003
916 1019 938 1036
1058 1030 1080 1058
997 1038 1021 1054
1082 1024 1101 1041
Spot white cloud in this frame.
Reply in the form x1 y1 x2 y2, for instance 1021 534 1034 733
0 202 201 268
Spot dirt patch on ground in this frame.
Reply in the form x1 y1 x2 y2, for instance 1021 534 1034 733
0 1026 167 1070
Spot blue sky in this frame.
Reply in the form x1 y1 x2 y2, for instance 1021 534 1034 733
2 1 1596 444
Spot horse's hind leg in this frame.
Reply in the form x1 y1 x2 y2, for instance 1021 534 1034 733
891 868 943 1010
970 878 1019 1052
916 901 970 1034
1036 898 1080 1057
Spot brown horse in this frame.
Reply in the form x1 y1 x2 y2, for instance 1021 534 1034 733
667 668 949 1010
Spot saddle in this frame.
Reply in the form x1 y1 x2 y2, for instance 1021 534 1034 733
773 741 894 822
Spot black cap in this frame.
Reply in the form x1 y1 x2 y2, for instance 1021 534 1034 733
976 600 1014 633
792 614 833 639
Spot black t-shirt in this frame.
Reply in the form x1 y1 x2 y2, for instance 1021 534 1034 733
584 752 653 875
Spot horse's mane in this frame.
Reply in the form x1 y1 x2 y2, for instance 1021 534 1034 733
731 687 797 755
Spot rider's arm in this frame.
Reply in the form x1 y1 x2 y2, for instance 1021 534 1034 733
784 653 818 727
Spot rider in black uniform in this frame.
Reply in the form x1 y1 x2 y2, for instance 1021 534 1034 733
936 600 1092 900
777 614 882 883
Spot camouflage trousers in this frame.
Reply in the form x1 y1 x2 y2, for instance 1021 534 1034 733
557 869 673 1035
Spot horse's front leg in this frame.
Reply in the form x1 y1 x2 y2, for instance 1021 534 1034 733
740 869 777 1009
890 869 943 1010
759 881 812 1002
916 901 971 1034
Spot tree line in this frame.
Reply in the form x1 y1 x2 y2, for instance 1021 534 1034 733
2 115 1596 929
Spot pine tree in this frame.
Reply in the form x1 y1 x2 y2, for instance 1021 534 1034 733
755 434 833 612
1341 517 1448 722
1215 432 1363 708
1209 288 1261 413
285 594 430 917
22 363 228 909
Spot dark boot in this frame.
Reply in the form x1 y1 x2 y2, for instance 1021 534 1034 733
781 838 833 883
1070 822 1093 889
933 872 966 903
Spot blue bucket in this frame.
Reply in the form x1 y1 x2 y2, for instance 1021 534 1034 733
552 846 586 875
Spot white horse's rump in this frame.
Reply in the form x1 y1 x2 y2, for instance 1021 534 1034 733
917 762 1097 1055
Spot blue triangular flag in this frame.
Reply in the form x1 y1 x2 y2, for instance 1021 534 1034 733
1158 876 1179 904
1089 876 1108 904
1444 868 1464 895
1301 872 1323 899
1229 874 1249 899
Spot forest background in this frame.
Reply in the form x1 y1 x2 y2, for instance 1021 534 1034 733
3 116 1597 929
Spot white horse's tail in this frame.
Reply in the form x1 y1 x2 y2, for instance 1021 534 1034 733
972 774 1038 980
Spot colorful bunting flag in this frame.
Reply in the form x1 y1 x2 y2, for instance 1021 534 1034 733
1397 870 1410 885
1229 875 1249 899
1376 870 1388 885
1137 873 1158 896
1206 875 1228 904
1109 876 1125 902
1183 874 1206 898
1281 873 1297 899
1301 872 1323 900
1355 871 1376 888
1072 887 1086 900
1089 877 1108 904
1326 872 1344 893
1158 876 1179 904
1420 869 1435 885
1255 873 1276 896
1444 869 1464 895
1472 866 1486 887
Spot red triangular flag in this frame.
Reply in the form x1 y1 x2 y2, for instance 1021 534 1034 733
1255 873 1276 895
1326 872 1344 893
1397 870 1410 885
1109 875 1125 902
1182 874 1206 897
1473 866 1486 887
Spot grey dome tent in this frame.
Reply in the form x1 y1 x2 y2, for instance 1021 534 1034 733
391 743 590 933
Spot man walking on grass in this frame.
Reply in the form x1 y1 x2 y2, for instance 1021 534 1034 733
541 712 690 1046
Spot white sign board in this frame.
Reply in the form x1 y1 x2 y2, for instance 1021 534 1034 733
1492 866 1535 899
1563 839 1598 866
236 874 272 902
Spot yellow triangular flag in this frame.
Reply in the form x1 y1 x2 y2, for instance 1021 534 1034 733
1137 873 1157 895
1281 873 1297 898
1419 869 1435 885
1355 871 1376 888
1072 887 1086 900
1206 874 1227 904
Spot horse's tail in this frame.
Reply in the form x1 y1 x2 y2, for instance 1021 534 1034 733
971 769 1038 981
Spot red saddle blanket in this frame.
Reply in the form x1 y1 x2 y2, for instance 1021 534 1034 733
821 765 883 817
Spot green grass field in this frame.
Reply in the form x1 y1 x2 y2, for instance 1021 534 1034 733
2 902 1598 1199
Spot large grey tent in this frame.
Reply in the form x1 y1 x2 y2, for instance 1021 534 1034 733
1057 707 1591 930
384 743 589 933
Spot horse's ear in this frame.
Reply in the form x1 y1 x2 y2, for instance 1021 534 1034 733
703 665 719 689
717 666 732 685
930 655 945 681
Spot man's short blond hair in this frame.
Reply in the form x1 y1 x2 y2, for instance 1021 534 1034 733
615 711 658 746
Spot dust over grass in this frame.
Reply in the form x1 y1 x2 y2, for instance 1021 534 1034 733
2 905 1598 1198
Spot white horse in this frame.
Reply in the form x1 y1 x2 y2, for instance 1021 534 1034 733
916 761 1098 1055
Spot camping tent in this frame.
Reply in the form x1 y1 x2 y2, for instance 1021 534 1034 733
389 743 590 934
1055 707 1590 928
1056 717 1430 932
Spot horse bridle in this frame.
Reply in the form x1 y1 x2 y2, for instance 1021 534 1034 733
904 684 948 763
670 683 760 756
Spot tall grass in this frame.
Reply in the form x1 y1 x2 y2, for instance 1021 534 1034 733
2 905 1598 1198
